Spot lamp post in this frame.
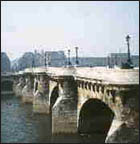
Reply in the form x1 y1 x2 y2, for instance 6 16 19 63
75 47 79 65
115 54 117 65
68 49 71 66
126 35 131 64
32 55 35 68
47 53 50 67
44 52 47 67
107 55 110 68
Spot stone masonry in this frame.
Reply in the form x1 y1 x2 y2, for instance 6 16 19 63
11 66 139 143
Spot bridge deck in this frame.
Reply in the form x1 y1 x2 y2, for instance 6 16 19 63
21 67 139 85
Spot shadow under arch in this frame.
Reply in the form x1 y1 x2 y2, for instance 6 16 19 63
50 86 59 110
1 80 13 91
78 98 114 142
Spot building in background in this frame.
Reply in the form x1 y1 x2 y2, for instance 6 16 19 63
71 53 139 68
9 51 139 71
11 50 67 71
44 51 67 67
131 55 139 67
71 57 107 67
108 53 139 68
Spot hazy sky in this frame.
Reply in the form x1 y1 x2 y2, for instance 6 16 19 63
1 1 139 60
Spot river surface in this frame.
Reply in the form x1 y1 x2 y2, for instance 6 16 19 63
2 94 105 143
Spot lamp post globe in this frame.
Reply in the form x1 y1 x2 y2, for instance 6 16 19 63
126 35 130 42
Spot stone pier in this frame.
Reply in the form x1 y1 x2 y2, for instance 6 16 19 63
105 85 139 143
15 75 25 97
33 73 50 114
22 73 34 103
52 76 78 134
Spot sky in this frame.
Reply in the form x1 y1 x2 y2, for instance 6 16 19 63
1 1 139 61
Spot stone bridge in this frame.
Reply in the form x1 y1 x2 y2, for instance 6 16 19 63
1 72 20 95
6 67 139 143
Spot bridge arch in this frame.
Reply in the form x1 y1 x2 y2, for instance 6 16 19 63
1 80 14 91
50 86 59 110
78 98 114 142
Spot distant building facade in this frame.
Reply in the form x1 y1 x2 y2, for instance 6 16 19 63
131 55 139 67
11 51 67 71
71 53 139 67
108 53 139 68
44 51 67 67
71 57 107 67
11 51 139 71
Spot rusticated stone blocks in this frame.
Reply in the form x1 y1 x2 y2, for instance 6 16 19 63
14 76 25 97
33 74 50 114
105 85 139 143
22 74 34 103
33 90 50 114
52 76 78 134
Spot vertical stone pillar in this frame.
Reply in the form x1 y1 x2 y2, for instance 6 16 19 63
33 73 50 114
22 73 34 103
33 75 38 95
15 74 26 97
13 75 19 94
52 76 78 134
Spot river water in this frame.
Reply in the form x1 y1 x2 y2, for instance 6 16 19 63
2 94 103 143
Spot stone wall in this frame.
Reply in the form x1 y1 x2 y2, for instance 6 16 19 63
77 79 139 143
52 76 78 134
105 85 139 143
33 74 50 114
12 67 139 143
22 74 34 103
